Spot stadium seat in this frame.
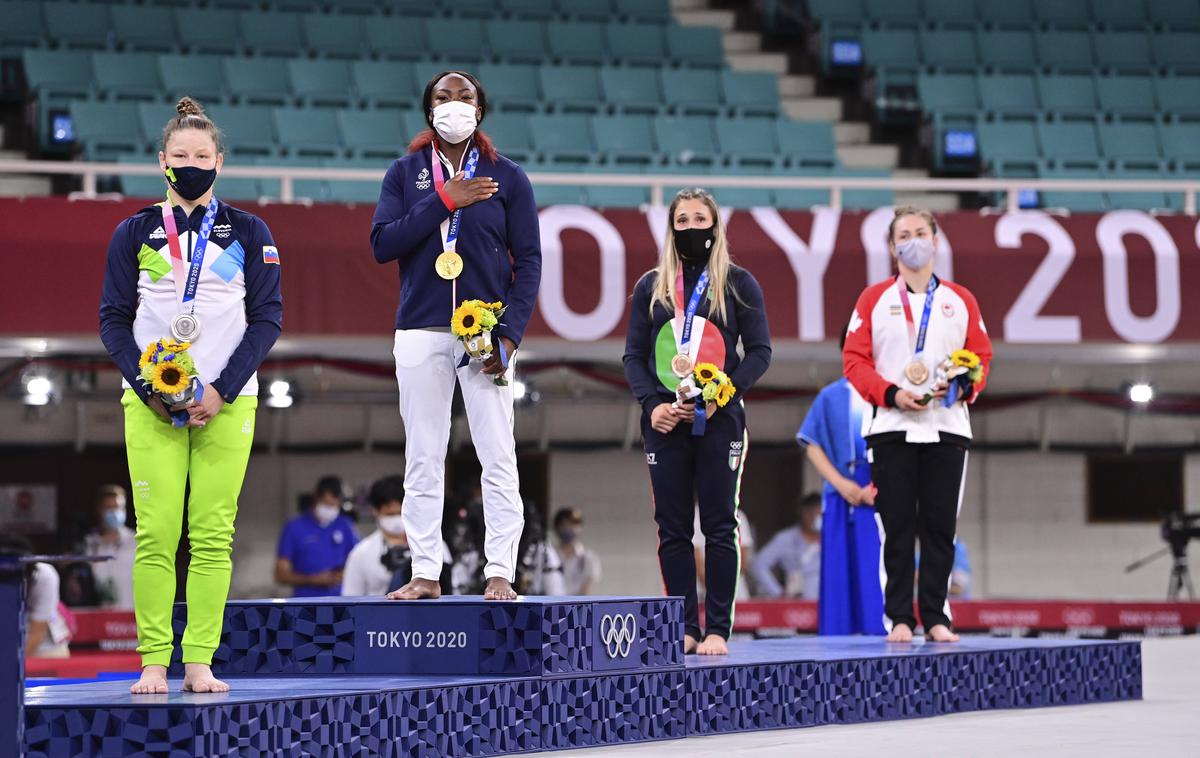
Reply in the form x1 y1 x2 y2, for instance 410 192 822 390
919 27 978 72
529 113 595 165
22 50 93 101
977 0 1034 28
427 19 487 62
539 65 605 114
328 0 386 14
1152 32 1200 74
978 118 1040 174
836 167 894 209
917 72 979 119
111 5 175 53
592 114 660 166
500 0 559 19
862 28 922 74
274 107 341 157
136 103 177 152
375 0 437 17
599 66 664 115
806 0 865 33
288 59 356 108
863 0 921 28
238 12 303 57
715 117 779 169
485 20 549 64
527 162 588 206
1155 76 1200 120
1034 0 1093 29
1090 0 1148 30
919 0 979 28
660 68 724 117
653 115 720 167
615 0 671 24
1093 30 1155 73
1095 74 1156 116
450 0 499 19
979 73 1038 117
1148 0 1200 30
0 1 46 53
176 9 241 56
1097 121 1162 163
323 158 387 204
546 21 609 64
1107 164 1171 211
1036 73 1098 119
301 14 364 60
157 54 225 104
93 52 162 102
1040 162 1107 211
117 154 168 199
605 22 667 67
558 0 616 22
1037 118 1101 162
205 104 279 156
477 63 544 113
353 61 420 110
401 110 431 144
1034 29 1094 72
585 184 652 210
710 185 774 210
976 29 1038 72
224 58 291 107
253 155 320 202
337 109 404 159
664 25 725 68
720 71 781 118
774 168 834 210
484 112 536 163
774 120 838 169
69 101 143 158
365 17 430 61
44 2 111 50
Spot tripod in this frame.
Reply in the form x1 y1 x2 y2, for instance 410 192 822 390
1124 541 1195 601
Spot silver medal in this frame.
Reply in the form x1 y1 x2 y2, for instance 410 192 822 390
170 313 201 342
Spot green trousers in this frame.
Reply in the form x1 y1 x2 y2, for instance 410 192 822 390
122 390 257 668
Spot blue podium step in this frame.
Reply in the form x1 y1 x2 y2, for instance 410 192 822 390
168 595 684 678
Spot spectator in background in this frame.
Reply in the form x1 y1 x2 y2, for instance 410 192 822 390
554 508 602 595
275 476 359 597
515 500 564 596
0 535 72 658
83 484 137 609
751 494 822 599
695 509 756 600
343 476 451 597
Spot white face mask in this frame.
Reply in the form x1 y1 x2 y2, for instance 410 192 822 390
895 237 935 270
314 504 340 527
378 514 405 536
431 100 478 145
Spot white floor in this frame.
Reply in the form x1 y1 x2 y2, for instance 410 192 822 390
565 637 1199 758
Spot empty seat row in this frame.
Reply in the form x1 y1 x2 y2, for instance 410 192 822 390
974 118 1200 167
1000 161 1196 212
807 0 1200 31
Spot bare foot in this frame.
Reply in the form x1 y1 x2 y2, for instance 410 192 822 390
683 634 699 654
182 663 229 693
130 664 168 695
386 578 441 600
886 623 914 643
484 576 518 600
925 624 960 643
696 634 728 655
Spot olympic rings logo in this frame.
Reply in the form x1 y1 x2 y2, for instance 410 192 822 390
599 613 638 659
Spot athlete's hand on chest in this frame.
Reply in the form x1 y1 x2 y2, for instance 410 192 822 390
445 171 498 208
186 383 225 427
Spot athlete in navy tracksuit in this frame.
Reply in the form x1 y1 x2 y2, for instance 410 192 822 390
623 189 771 655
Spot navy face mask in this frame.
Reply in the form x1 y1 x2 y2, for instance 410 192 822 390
165 165 218 201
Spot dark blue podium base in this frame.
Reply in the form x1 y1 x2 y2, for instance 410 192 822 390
25 635 1141 757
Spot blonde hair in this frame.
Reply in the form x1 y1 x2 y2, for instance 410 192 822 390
887 205 939 243
649 188 737 323
161 96 224 153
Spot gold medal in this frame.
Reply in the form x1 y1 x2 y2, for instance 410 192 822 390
435 251 463 280
671 353 694 378
905 360 929 385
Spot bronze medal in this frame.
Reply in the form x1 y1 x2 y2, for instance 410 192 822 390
671 353 694 378
905 360 929 385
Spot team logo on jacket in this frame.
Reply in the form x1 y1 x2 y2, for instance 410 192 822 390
941 302 955 318
728 440 744 471
213 223 232 239
149 226 167 240
646 453 657 466
415 168 431 191
263 245 280 264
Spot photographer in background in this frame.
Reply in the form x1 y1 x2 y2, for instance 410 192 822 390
554 508 602 595
343 475 451 596
275 475 358 597
515 499 564 596
446 497 487 595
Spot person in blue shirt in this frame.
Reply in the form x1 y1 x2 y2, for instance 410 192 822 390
796 328 886 636
371 70 541 602
275 476 359 597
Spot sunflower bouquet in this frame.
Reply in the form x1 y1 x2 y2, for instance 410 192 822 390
450 299 509 385
139 338 201 424
920 348 983 407
693 362 737 408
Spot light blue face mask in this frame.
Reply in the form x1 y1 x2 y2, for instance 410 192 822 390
103 509 126 530
896 236 935 269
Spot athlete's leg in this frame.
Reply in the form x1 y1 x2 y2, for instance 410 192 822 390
694 406 747 646
643 417 700 643
868 440 920 637
916 442 967 640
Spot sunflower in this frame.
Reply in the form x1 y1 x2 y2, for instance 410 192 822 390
151 360 190 394
138 343 158 370
694 362 720 385
950 349 980 369
451 301 486 337
715 380 736 408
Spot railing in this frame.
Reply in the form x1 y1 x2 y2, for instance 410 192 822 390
0 159 1196 214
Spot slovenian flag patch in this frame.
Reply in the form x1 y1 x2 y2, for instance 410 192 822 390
262 245 280 264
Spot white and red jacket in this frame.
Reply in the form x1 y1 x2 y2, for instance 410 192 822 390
843 276 993 444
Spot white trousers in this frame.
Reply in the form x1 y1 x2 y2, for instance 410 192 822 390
393 329 524 582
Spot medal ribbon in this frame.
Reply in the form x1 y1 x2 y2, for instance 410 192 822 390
896 274 937 364
673 269 710 362
161 194 220 315
431 143 480 314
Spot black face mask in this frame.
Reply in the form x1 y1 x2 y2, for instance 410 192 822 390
674 226 715 264
165 165 218 202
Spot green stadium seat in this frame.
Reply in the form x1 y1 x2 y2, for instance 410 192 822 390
1095 74 1156 115
774 168 833 210
653 115 719 167
1158 122 1200 164
604 22 667 67
1152 32 1200 73
211 0 259 9
1036 72 1097 118
1037 118 1101 161
714 117 779 169
301 14 364 60
0 1 46 53
919 27 978 71
401 110 431 144
599 66 664 115
585 183 652 210
660 68 724 117
978 118 1040 173
482 112 536 162
238 12 303 57
1090 0 1148 30
836 167 894 210
1155 76 1200 119
274 107 341 157
547 21 608 64
775 120 838 169
428 19 487 62
323 158 386 204
485 20 549 64
529 113 594 164
136 103 177 152
710 185 774 210
977 29 1037 72
176 9 241 56
411 62 480 100
1148 0 1200 30
917 72 979 119
288 59 355 108
157 54 226 104
353 61 420 110
558 0 615 22
665 25 725 68
592 114 660 165
22 50 93 101
254 155 321 202
70 101 143 158
806 0 865 30
223 58 291 106
337 109 404 159
864 0 921 28
117 154 167 199
615 0 670 24
273 0 332 13
1034 29 1094 72
93 52 162 102
451 0 500 19
44 2 111 50
365 17 430 61
1107 164 1171 211
1034 0 1093 28
111 5 175 53
979 73 1038 117
378 0 438 16
477 62 543 113
501 0 559 18
720 70 781 118
328 0 386 14
527 163 588 206
862 27 922 74
1040 162 1107 211
920 0 979 27
205 104 279 156
1098 121 1161 162
1094 30 1154 73
539 65 605 114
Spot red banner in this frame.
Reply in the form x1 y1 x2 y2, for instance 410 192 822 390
2 198 1197 343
